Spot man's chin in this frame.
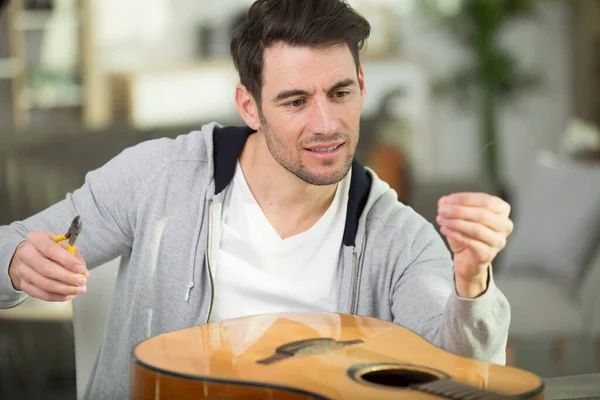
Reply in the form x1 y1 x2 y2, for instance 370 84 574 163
295 165 351 186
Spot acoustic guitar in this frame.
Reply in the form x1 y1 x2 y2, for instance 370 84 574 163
130 312 544 399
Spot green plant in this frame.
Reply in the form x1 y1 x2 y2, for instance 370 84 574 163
419 0 544 192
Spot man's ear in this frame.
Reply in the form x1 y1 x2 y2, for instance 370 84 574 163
235 84 261 130
358 66 367 103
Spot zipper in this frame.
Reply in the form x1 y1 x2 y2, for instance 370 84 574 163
205 199 215 323
349 248 360 314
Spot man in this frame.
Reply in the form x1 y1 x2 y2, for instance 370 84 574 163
0 0 513 398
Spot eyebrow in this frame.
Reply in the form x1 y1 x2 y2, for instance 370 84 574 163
272 78 357 103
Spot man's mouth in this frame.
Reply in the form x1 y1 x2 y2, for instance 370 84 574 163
305 143 344 153
308 144 341 152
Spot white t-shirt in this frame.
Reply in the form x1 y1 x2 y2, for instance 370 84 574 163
209 162 351 322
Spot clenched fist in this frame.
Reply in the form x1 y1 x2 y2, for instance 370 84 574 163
8 231 88 302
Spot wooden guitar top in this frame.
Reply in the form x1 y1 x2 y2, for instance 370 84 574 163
131 312 545 399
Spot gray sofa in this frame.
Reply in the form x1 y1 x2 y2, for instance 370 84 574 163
408 151 600 341
494 152 600 338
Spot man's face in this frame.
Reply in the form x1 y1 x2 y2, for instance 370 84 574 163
256 43 365 186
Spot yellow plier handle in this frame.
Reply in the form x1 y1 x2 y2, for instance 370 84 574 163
53 216 83 254
53 234 74 254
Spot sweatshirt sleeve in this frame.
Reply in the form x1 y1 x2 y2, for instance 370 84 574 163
0 140 164 309
390 222 511 365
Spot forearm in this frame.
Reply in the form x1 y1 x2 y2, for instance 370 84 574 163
436 274 511 365
0 230 29 308
392 262 510 365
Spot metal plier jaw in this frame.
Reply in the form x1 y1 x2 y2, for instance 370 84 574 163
53 216 83 254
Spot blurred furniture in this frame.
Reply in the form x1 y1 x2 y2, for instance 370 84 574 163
0 298 74 398
544 372 600 399
110 61 242 129
72 257 120 400
571 0 600 127
0 296 72 321
1 0 106 130
365 142 412 203
494 152 600 371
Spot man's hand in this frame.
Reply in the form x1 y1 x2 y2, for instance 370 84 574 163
436 192 513 298
8 231 88 302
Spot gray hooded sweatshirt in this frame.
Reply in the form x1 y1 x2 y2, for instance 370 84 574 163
0 123 510 399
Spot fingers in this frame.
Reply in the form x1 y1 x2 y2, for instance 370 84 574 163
437 217 506 249
19 280 77 302
436 192 513 251
28 231 86 274
57 241 88 277
68 244 89 278
437 205 514 235
439 226 497 262
439 192 511 216
18 263 87 298
18 243 87 288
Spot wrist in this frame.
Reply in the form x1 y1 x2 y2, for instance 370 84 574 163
454 267 490 298
8 265 21 291
8 242 25 291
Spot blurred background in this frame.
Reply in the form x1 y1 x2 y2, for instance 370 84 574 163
1 0 600 399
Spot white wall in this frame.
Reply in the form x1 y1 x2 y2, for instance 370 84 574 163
94 0 254 70
396 2 572 190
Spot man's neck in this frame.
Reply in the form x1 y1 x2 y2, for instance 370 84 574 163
238 133 338 239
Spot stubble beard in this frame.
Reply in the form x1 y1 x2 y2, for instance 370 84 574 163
259 112 355 186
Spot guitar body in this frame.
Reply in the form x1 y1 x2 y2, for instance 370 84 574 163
130 312 544 399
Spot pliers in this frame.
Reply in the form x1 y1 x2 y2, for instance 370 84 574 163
53 215 83 254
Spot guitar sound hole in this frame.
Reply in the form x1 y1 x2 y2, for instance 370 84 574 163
360 368 439 387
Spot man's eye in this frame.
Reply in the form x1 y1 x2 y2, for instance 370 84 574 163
334 91 350 98
286 99 306 107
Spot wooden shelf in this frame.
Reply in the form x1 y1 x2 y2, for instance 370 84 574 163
14 9 80 31
4 0 93 130
19 84 83 109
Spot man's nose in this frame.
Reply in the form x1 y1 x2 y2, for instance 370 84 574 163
309 97 339 136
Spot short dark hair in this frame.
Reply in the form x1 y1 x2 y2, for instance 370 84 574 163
230 0 371 107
